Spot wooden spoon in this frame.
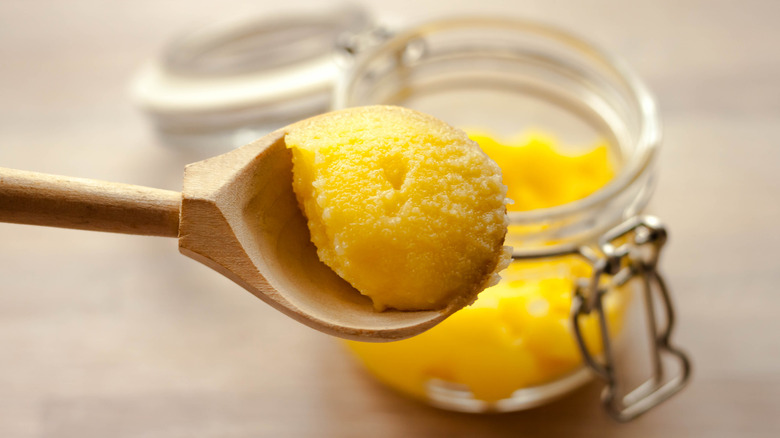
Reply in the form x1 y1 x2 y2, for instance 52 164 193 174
0 127 460 341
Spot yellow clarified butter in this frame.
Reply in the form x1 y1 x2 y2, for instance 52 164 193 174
346 131 628 402
285 106 511 311
471 131 614 212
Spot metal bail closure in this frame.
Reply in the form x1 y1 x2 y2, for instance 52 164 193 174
571 216 691 421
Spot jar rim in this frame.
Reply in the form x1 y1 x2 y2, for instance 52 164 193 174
335 16 662 228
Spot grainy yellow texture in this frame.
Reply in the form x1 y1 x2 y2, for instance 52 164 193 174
285 106 510 311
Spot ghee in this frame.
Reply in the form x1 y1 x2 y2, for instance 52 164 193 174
285 106 510 311
346 131 626 402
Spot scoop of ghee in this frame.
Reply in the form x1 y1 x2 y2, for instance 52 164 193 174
285 106 510 311
345 131 623 403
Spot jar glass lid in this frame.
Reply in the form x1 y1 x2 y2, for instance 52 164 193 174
132 5 373 151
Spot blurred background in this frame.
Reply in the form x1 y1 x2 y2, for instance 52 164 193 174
1 0 778 437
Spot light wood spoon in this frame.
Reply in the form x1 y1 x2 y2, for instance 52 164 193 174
0 127 461 341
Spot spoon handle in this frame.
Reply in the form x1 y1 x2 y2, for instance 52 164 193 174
0 167 180 237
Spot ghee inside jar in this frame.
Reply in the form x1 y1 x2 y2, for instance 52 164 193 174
346 131 626 402
285 106 510 311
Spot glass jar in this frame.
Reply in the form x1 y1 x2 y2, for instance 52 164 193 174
335 17 690 420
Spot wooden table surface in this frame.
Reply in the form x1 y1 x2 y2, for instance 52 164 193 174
1 1 778 437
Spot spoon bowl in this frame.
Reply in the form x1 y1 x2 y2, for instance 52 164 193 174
179 128 454 341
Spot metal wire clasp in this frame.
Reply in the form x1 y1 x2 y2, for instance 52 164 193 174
572 216 691 421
